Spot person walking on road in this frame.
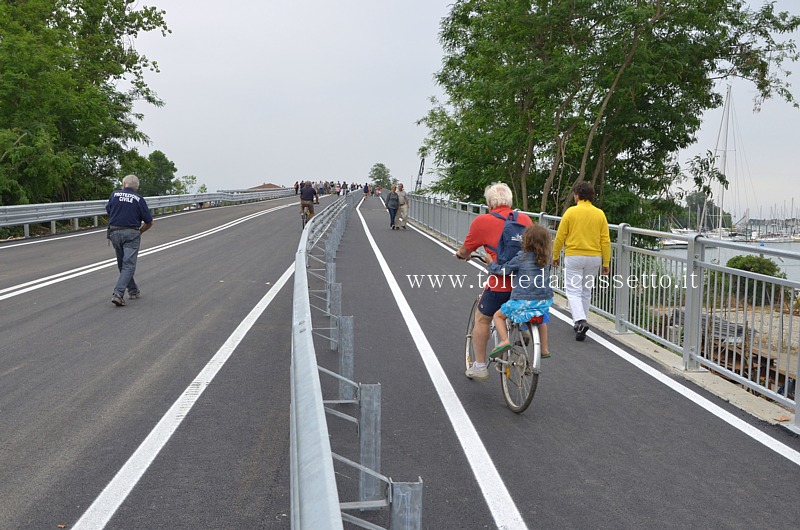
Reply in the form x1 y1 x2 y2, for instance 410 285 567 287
551 181 611 341
106 174 153 307
455 182 533 380
386 184 400 230
395 183 409 229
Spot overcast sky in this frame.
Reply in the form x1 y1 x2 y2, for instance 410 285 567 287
132 0 800 219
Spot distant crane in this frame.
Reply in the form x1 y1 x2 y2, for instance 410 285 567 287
414 158 425 192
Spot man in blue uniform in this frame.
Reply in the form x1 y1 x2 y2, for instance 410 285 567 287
106 174 154 306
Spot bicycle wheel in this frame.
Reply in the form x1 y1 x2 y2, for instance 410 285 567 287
464 295 498 370
500 323 540 413
301 210 308 229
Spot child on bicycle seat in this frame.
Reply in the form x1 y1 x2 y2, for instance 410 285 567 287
486 224 554 358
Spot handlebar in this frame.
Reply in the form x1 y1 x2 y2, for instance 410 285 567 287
456 252 487 264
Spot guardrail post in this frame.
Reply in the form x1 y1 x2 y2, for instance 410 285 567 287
24 224 30 238
390 479 423 530
339 316 355 400
614 223 632 334
93 216 98 227
330 284 341 351
359 383 382 503
325 238 336 265
50 221 56 235
72 218 79 231
326 262 336 312
682 235 704 371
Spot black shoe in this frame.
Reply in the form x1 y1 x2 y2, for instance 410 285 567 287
575 320 589 341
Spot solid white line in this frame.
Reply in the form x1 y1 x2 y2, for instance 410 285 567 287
356 200 528 530
410 217 800 466
0 196 298 250
0 203 293 301
546 308 800 466
72 264 295 529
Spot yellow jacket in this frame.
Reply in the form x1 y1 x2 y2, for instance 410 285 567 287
552 200 611 267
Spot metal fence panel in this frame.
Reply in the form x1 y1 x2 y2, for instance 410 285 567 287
407 194 799 430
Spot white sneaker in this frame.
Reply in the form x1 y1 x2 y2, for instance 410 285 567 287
465 363 490 381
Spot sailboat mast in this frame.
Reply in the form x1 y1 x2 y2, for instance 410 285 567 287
718 85 731 237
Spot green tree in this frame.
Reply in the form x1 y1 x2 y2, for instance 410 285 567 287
368 163 393 188
0 0 169 205
726 255 787 305
197 183 208 194
171 175 197 195
118 148 152 187
420 0 800 221
138 150 177 196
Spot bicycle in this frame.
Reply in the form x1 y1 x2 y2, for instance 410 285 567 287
300 202 314 229
463 254 543 413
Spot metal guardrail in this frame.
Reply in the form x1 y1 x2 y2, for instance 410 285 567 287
291 196 351 530
291 192 423 529
409 194 800 433
0 188 294 236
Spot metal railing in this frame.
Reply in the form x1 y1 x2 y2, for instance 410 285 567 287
0 188 294 237
291 195 354 530
291 192 423 529
410 194 800 433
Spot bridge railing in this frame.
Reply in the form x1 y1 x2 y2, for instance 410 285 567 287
291 194 356 530
0 188 294 237
409 194 800 433
292 192 423 529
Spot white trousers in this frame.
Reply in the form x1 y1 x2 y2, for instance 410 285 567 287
564 255 601 325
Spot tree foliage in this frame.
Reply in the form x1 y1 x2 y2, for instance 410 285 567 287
118 148 194 196
419 0 800 224
726 254 787 305
368 163 395 188
0 0 170 205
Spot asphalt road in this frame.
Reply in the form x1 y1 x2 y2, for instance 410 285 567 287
2 192 800 529
324 196 800 529
0 194 314 529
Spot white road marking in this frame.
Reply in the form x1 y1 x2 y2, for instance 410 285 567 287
0 203 293 300
356 199 529 530
547 308 800 466
72 264 295 529
409 215 800 467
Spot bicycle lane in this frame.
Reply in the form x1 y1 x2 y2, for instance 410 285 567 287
328 196 513 529
338 196 800 528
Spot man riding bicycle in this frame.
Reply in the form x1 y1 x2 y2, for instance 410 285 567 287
455 182 532 381
300 181 319 218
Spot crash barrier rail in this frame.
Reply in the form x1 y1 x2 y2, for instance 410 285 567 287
409 194 800 433
0 188 294 237
291 192 423 529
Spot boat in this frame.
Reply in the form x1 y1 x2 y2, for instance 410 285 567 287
660 238 688 249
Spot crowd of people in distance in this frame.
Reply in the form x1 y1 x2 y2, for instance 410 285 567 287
293 180 380 197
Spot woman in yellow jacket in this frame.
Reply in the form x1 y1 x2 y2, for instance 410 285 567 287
552 182 611 341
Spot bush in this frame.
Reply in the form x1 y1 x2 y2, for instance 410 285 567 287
726 255 787 305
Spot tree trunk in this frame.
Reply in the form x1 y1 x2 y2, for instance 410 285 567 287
578 28 641 183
